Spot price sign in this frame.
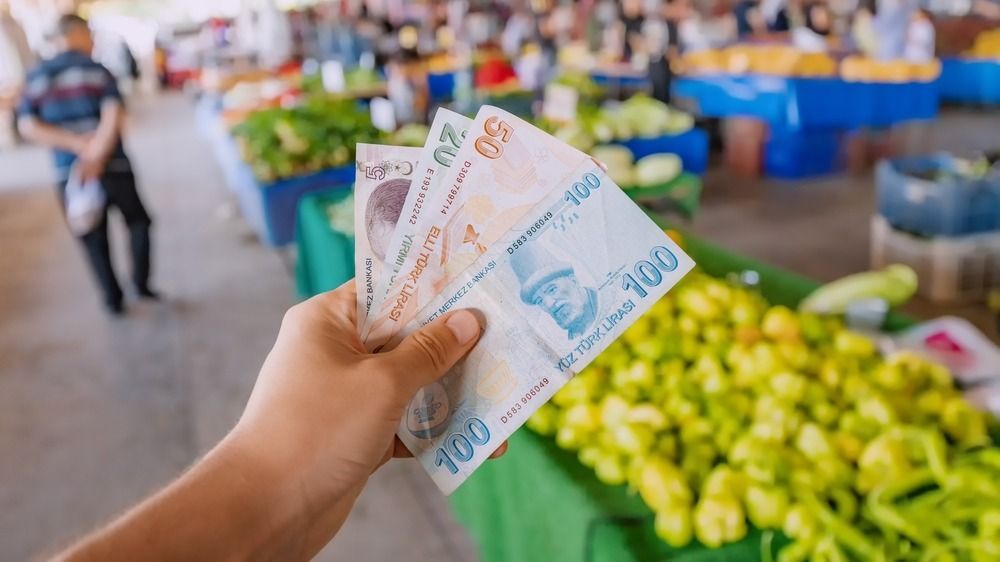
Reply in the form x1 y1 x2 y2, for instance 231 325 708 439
321 60 345 93
370 97 397 133
542 83 579 123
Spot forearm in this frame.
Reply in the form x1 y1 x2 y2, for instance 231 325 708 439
56 433 357 562
17 118 86 153
90 100 123 158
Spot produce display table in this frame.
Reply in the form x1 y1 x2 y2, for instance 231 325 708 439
590 66 652 95
295 189 354 299
625 173 703 218
615 129 710 175
449 235 914 562
939 58 1000 105
235 164 354 247
674 75 939 130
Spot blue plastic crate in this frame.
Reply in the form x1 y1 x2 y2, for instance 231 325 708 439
675 75 938 130
877 155 1000 237
427 71 457 102
615 128 710 174
764 129 842 179
939 58 1000 105
673 75 789 123
235 164 355 247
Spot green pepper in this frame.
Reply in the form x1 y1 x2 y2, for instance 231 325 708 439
638 457 693 511
701 464 745 498
762 306 801 342
745 484 790 529
655 505 694 548
693 494 747 548
783 504 819 542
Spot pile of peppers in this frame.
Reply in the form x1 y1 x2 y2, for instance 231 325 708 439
527 271 998 561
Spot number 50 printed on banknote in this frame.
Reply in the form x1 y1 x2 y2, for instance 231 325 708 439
389 159 695 494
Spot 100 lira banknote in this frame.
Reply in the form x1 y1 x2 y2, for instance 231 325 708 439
354 144 421 328
387 160 695 494
362 109 472 336
362 106 592 351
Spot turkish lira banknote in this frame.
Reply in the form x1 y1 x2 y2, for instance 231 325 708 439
386 159 695 494
361 106 592 352
353 144 421 328
362 109 472 336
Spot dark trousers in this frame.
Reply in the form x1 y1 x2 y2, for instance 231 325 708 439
649 56 673 105
60 170 152 307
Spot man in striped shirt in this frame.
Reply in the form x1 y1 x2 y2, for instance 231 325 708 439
18 14 156 315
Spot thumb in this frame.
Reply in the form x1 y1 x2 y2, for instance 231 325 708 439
383 310 482 391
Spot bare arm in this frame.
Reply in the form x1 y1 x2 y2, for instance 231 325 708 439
17 116 89 155
54 283 502 562
86 99 124 161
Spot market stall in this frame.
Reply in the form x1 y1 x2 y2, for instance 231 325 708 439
938 29 1000 105
673 47 943 179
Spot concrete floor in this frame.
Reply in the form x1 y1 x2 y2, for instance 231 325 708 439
0 94 996 561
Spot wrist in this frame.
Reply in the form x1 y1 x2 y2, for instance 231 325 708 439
211 430 315 557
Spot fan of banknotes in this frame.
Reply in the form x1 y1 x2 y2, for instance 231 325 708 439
352 106 696 494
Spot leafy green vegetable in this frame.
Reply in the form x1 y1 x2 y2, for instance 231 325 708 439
232 96 383 182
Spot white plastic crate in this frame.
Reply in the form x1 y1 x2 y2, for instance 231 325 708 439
870 215 1000 303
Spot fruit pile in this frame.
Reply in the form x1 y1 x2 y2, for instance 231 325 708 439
528 271 999 561
537 94 695 153
966 29 1000 60
840 57 941 83
681 46 837 78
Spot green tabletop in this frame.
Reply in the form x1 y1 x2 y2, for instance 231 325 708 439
295 189 354 299
625 173 703 220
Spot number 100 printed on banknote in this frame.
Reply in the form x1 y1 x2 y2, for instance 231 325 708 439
389 160 695 494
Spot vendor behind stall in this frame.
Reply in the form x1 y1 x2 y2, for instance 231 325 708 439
792 2 834 52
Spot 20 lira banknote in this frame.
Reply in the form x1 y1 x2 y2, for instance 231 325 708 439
362 109 472 336
388 159 695 494
362 106 592 351
354 144 421 329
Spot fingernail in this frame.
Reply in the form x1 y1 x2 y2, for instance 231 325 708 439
446 311 480 345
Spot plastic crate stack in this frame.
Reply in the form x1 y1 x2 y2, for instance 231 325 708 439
873 155 1000 302
674 75 941 180
939 58 1000 106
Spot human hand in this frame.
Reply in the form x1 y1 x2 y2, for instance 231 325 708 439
224 281 505 554
77 137 110 181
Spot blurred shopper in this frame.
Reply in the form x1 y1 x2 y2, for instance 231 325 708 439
17 15 156 316
792 2 833 52
904 8 935 63
620 0 645 60
851 0 879 56
760 0 791 32
873 0 916 60
643 2 675 103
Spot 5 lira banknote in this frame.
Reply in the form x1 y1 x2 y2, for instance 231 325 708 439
354 106 695 494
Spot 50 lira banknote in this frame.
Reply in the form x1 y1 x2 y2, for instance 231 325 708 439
386 160 695 494
354 144 421 329
362 109 472 336
362 106 592 351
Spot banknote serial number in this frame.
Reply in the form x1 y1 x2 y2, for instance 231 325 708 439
500 377 551 424
505 212 554 255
